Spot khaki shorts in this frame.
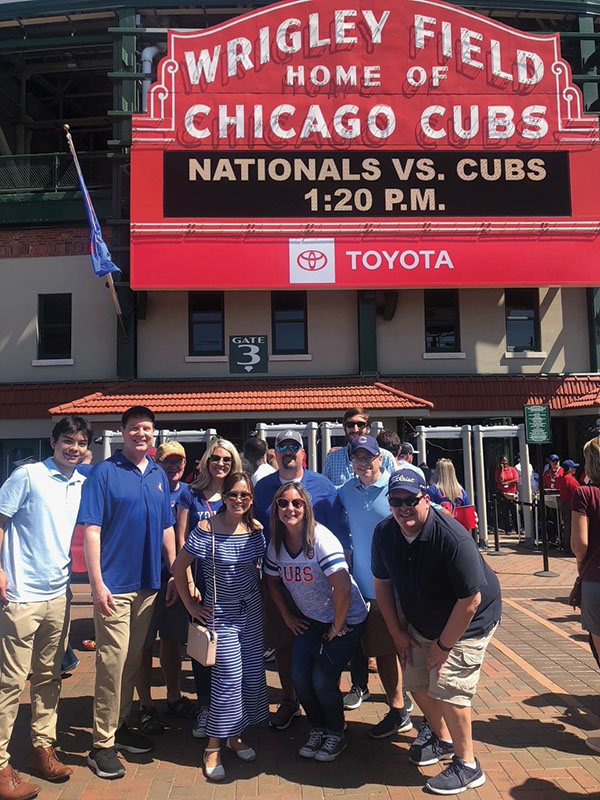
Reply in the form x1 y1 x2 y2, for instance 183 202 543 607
263 581 301 650
361 600 396 659
403 622 498 708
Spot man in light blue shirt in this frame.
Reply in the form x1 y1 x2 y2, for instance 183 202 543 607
337 435 413 740
0 415 92 796
323 408 396 488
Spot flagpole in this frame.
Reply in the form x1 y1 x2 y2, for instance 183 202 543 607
63 124 128 341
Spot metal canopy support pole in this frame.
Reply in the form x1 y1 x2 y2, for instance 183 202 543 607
319 422 332 470
307 422 318 472
462 425 474 508
473 425 488 548
518 424 534 542
256 423 267 442
102 431 114 461
416 426 427 465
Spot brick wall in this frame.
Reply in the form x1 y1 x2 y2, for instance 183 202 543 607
0 227 112 258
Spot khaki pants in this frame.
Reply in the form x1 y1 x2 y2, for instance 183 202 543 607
0 594 69 769
93 590 157 748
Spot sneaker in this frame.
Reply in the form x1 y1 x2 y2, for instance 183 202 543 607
87 747 125 779
269 700 301 730
165 696 196 718
343 685 370 710
61 657 80 677
138 705 164 734
314 733 348 762
369 708 412 739
298 729 325 758
425 756 485 794
403 691 414 713
114 723 153 754
264 648 276 662
192 708 209 739
587 735 600 754
413 719 433 748
409 733 454 766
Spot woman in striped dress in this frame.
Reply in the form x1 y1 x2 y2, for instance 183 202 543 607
172 471 269 781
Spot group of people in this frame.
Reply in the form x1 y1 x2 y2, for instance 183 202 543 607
0 404 505 799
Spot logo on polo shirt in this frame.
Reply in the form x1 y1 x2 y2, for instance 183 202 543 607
157 482 163 492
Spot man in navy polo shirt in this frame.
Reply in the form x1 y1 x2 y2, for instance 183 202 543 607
79 406 176 780
372 469 501 796
254 430 350 731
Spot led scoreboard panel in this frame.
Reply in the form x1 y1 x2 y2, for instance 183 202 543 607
130 0 600 290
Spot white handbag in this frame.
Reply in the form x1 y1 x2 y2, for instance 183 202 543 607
187 519 218 667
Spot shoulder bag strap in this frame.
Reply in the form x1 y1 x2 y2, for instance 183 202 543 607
208 516 217 637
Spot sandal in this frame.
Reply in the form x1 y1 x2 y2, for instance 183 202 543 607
226 738 256 761
165 696 196 719
203 747 225 781
82 639 96 651
138 705 165 734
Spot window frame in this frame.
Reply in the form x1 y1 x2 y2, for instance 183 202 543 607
423 289 461 354
188 291 225 357
37 293 72 360
271 291 308 355
505 288 541 353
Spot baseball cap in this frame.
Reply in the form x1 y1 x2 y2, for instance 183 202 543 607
563 459 579 469
350 435 380 456
155 441 186 461
275 430 303 447
388 468 428 496
549 454 560 462
400 442 419 456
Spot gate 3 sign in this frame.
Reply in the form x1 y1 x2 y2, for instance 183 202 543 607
130 0 600 290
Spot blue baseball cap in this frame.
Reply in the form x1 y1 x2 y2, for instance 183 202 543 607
549 454 560 462
388 468 428 496
350 435 380 456
563 459 579 469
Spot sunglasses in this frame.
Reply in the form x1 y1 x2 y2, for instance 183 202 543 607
276 443 301 453
209 455 232 464
276 498 305 510
350 454 378 464
388 494 425 508
225 491 252 502
345 421 369 430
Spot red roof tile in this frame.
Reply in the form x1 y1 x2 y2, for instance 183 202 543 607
47 378 433 416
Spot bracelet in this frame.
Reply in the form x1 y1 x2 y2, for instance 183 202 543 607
437 638 453 652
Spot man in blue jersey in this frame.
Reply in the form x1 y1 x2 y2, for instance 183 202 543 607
338 435 412 738
254 430 349 731
78 406 176 780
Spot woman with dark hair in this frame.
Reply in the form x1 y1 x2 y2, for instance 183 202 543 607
264 481 368 762
175 437 242 737
172 472 268 780
571 437 600 753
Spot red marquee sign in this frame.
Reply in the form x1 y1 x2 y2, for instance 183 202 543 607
130 0 600 289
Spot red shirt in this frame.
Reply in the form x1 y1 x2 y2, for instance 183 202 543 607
555 472 580 504
572 486 600 582
495 466 519 496
543 465 564 491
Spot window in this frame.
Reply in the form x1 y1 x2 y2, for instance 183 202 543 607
189 292 224 355
424 289 460 352
505 289 540 352
271 291 307 354
37 293 71 359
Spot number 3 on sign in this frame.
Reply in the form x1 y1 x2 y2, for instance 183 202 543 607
237 343 260 368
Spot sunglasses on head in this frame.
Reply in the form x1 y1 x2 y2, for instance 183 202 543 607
209 455 232 465
276 498 305 510
225 491 252 502
388 494 425 508
276 443 301 453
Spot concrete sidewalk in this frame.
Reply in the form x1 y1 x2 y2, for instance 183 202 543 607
9 539 600 799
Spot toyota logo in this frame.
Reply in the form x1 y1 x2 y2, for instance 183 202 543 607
297 249 328 271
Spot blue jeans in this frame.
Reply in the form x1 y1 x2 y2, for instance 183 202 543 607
292 618 367 734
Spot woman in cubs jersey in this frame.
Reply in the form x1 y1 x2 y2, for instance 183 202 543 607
264 481 367 763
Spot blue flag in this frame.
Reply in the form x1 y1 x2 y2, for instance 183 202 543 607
70 145 121 278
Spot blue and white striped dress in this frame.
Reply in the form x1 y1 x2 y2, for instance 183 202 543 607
184 525 269 738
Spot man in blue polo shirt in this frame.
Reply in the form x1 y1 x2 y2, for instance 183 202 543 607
254 430 349 731
79 406 176 780
372 468 502 795
338 435 412 739
0 415 92 800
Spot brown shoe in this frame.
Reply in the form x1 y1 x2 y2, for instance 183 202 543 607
0 766 39 800
28 746 72 783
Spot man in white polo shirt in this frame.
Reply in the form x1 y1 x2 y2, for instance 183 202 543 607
0 415 92 800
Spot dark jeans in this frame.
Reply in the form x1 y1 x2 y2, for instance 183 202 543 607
349 643 369 690
292 617 367 734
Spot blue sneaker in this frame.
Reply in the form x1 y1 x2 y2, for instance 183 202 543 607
425 756 485 794
408 732 454 766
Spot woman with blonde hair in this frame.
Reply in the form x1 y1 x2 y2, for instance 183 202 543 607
264 481 368 763
571 437 600 753
176 437 242 738
427 458 470 514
